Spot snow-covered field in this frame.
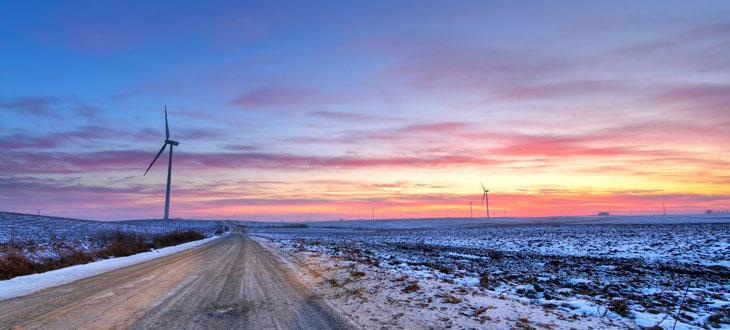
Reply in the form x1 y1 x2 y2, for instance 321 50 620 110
0 212 225 260
250 215 730 329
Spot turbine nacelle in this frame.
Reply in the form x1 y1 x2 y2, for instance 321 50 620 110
165 139 180 146
480 182 491 219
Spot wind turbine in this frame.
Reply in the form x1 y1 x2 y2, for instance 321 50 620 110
481 183 490 219
144 106 180 221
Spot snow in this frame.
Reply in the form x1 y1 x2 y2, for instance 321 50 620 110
255 237 634 329
1 212 222 245
241 214 730 230
248 216 730 329
0 235 219 301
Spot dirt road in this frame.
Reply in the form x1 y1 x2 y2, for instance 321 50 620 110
0 232 352 329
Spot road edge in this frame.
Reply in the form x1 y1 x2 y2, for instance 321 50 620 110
0 235 222 301
250 235 361 329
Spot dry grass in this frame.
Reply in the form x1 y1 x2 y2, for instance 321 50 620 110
0 230 204 280
479 274 491 288
152 230 205 249
514 317 537 330
440 293 462 304
393 275 408 282
327 278 340 287
402 282 420 293
98 231 149 258
609 298 631 317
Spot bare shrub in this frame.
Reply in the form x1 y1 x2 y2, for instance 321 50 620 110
152 230 204 249
0 230 205 280
0 250 37 280
0 248 94 280
99 231 150 258
55 249 95 267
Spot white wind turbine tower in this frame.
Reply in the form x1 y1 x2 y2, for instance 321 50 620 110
481 183 490 219
144 106 180 221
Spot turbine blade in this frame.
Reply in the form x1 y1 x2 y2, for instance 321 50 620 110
165 105 170 139
481 183 486 191
481 192 486 202
144 143 167 176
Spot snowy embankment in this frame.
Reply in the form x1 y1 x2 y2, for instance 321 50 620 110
0 235 219 301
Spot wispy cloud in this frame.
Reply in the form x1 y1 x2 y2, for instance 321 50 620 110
309 111 402 123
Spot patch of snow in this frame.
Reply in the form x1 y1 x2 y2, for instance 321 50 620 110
634 311 701 330
568 278 591 285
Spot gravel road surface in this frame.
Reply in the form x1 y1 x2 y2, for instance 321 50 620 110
0 231 351 329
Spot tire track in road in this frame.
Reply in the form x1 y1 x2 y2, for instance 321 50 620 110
0 231 351 330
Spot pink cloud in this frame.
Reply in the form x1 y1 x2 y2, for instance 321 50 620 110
0 149 506 175
648 83 730 118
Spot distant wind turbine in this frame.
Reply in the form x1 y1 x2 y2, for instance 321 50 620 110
144 106 180 221
481 183 490 219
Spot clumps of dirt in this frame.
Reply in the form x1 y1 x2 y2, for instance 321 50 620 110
393 275 408 282
515 317 537 330
439 293 462 304
402 282 420 293
707 311 730 328
473 306 493 316
609 298 631 317
479 274 492 289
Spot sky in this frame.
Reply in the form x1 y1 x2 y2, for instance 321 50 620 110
1 1 729 221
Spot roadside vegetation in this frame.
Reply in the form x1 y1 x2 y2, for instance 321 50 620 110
0 230 206 280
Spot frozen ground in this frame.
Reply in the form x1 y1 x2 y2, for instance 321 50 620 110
249 215 730 329
0 212 225 260
255 237 633 329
